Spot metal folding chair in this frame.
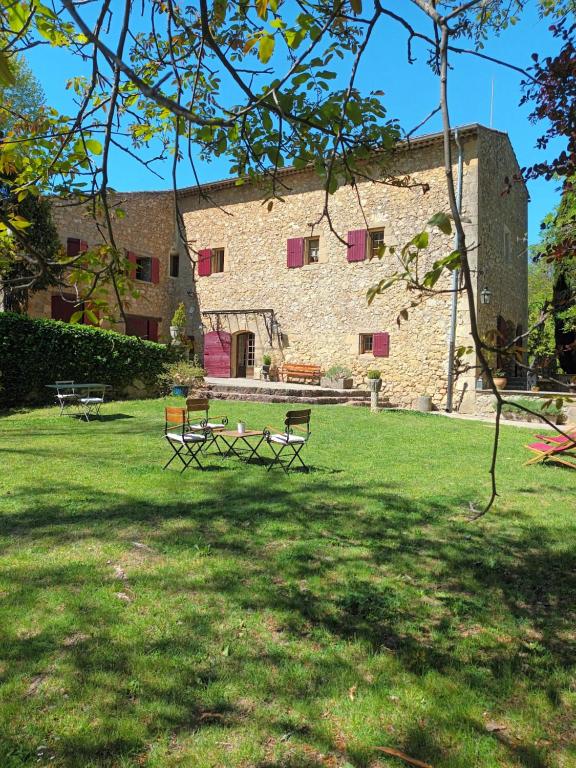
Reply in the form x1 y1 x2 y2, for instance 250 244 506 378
55 380 78 416
163 407 210 472
265 409 311 472
186 397 228 454
78 386 105 421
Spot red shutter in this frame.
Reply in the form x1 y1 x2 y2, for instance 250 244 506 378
127 251 137 279
373 332 390 357
80 240 88 252
287 238 305 269
198 249 212 277
125 315 148 339
204 330 232 377
148 318 159 342
347 229 367 262
67 238 81 257
151 257 160 284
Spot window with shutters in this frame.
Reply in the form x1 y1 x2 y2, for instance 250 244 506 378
369 229 385 259
359 334 373 354
125 315 159 341
305 237 320 264
211 248 225 273
136 255 153 282
169 252 180 278
66 237 88 257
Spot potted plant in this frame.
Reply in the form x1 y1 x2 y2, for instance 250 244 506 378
261 354 272 381
170 302 187 342
160 359 206 397
366 369 382 392
492 369 508 390
321 365 353 389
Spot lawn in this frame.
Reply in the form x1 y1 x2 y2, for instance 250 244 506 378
0 399 574 768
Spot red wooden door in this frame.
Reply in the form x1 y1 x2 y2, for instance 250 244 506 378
204 330 231 377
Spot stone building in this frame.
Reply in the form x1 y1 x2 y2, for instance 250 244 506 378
26 124 528 410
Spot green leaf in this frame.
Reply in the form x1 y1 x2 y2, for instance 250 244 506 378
84 138 103 156
0 53 15 86
258 35 275 63
428 212 452 235
350 0 363 13
411 231 429 249
69 310 84 324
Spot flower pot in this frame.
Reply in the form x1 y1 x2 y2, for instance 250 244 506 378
493 377 508 390
367 378 382 393
261 364 270 381
171 384 189 397
416 395 432 412
321 377 353 389
170 325 182 341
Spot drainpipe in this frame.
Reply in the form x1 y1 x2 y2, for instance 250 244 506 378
446 129 464 412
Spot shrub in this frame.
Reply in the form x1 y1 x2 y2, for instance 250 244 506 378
366 369 381 379
0 312 170 408
262 354 272 366
325 365 352 379
497 396 567 423
158 359 206 395
171 302 187 328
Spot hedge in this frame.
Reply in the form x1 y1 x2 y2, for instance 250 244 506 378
0 312 170 408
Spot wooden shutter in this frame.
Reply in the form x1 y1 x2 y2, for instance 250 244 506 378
287 238 305 269
66 238 81 257
198 249 212 277
347 229 367 262
373 332 390 357
127 251 137 279
204 330 232 377
151 257 160 284
147 318 159 342
125 315 148 339
80 240 88 252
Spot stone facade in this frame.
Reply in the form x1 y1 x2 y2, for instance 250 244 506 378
25 124 528 411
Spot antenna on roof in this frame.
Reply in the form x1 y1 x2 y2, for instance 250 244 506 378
489 77 494 129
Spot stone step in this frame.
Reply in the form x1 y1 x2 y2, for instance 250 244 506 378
203 383 371 400
198 388 376 406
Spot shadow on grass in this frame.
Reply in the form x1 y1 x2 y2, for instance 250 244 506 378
0 471 574 768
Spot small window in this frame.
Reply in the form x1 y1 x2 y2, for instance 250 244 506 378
169 252 180 278
211 248 225 273
305 237 320 265
503 227 511 261
136 256 153 282
359 334 373 354
369 229 385 259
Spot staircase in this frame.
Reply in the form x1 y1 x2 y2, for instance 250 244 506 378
505 376 528 391
199 381 373 406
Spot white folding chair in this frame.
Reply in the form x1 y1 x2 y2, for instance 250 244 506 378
163 407 210 472
55 380 78 416
78 386 105 421
265 409 311 472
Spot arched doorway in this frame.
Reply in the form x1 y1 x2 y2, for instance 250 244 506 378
235 331 255 378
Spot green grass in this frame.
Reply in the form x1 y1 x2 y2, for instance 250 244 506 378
0 399 574 768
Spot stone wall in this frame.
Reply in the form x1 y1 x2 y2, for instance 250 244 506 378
27 191 180 342
180 132 484 408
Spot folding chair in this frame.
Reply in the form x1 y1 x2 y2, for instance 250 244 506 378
525 439 576 469
78 386 106 422
265 409 311 472
163 407 210 472
186 397 228 454
55 380 78 416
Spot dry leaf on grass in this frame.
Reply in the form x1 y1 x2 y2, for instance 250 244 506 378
375 746 433 768
348 685 357 701
485 721 507 733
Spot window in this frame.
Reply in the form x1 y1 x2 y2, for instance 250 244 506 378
305 237 320 264
51 294 84 323
125 315 159 342
211 248 225 273
66 238 88 257
369 229 385 259
503 226 511 261
169 252 180 278
136 255 153 282
359 334 373 354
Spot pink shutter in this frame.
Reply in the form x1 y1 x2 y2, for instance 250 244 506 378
127 251 137 279
198 249 212 277
287 238 305 269
148 318 159 342
151 257 160 284
373 332 390 357
204 330 232 377
67 238 81 257
347 229 367 262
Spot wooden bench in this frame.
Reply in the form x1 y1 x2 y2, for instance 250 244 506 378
281 363 322 385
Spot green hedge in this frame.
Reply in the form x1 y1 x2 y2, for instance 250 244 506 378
0 312 170 408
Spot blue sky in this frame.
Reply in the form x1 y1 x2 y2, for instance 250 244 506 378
26 3 563 245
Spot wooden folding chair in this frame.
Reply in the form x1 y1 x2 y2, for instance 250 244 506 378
525 439 576 469
186 397 228 454
163 407 210 472
265 409 311 472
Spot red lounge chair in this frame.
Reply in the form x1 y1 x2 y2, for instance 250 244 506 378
525 440 576 469
534 426 576 445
